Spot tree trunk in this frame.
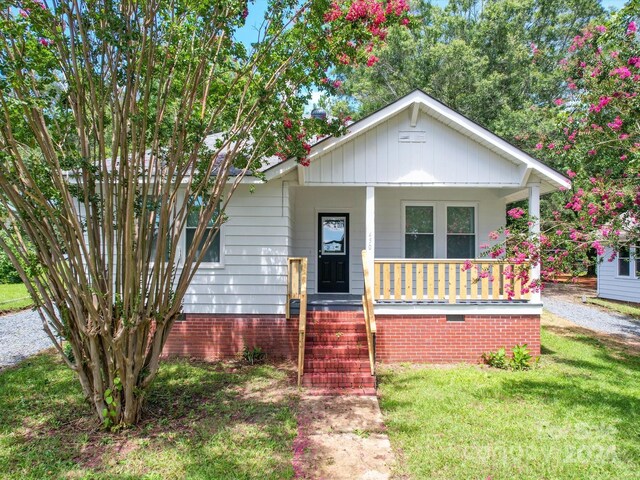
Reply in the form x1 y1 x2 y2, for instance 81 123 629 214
68 311 178 427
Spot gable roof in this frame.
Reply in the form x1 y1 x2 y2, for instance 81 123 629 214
263 89 570 193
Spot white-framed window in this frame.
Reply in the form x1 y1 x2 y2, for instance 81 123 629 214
147 197 170 262
446 205 476 259
186 196 222 265
403 203 435 258
617 246 640 278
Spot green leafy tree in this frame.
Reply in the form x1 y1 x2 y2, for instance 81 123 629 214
0 0 409 426
336 0 606 139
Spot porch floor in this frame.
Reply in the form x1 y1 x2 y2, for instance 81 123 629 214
291 294 363 313
289 294 529 314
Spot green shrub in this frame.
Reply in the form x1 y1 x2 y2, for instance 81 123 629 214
0 231 41 284
242 346 266 365
0 242 21 284
63 342 75 364
482 347 508 369
510 344 534 370
482 344 536 371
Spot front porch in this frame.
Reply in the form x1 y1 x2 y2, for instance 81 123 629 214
290 184 542 305
286 253 541 391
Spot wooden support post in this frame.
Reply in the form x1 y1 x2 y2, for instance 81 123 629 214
528 183 542 303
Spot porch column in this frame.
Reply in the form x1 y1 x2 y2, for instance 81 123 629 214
366 186 375 284
528 182 541 303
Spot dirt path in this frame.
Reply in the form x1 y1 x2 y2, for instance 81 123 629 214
293 395 395 479
543 283 640 339
0 309 51 369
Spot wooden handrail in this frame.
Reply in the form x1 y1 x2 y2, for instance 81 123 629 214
361 250 376 376
287 258 308 387
373 259 531 303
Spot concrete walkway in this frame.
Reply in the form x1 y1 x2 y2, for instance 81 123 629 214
293 395 395 479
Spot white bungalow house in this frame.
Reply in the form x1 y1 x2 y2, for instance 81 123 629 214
163 89 570 391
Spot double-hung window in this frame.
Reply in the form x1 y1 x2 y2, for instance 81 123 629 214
404 205 434 258
446 206 476 259
147 197 170 262
186 196 221 264
618 246 640 278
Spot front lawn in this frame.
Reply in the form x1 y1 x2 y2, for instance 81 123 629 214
0 283 33 314
0 354 298 479
378 318 640 479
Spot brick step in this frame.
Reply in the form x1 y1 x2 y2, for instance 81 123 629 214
304 359 371 373
306 324 366 334
307 317 364 324
307 313 364 321
304 345 369 357
304 387 377 396
301 372 376 389
305 332 368 343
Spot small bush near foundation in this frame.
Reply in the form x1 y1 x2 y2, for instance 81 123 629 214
482 347 508 369
482 344 536 371
242 346 266 365
510 344 534 370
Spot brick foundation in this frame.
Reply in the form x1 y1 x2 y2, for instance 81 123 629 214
162 314 298 360
376 314 540 363
162 312 540 364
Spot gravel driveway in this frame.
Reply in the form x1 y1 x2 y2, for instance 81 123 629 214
0 309 52 369
543 284 640 338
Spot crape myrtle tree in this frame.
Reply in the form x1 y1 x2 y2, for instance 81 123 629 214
484 1 640 291
0 0 410 426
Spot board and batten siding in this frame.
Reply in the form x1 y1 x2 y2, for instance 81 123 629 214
291 186 366 295
305 109 522 186
597 247 640 303
184 177 294 315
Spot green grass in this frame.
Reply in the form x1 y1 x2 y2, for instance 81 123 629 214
0 283 33 313
587 297 640 319
0 354 299 479
378 328 640 480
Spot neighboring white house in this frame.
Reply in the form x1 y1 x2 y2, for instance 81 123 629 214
598 246 640 303
178 89 570 315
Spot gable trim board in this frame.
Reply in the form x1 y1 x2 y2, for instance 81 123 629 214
263 90 569 197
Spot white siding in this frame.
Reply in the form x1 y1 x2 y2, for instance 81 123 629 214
306 110 521 186
184 177 293 314
598 248 640 303
291 186 506 294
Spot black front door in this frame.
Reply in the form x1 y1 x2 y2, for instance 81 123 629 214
318 213 349 293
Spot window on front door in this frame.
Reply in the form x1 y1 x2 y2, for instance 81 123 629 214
404 205 434 258
447 206 476 258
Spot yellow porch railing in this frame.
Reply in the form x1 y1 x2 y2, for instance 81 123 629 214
373 259 531 303
361 251 377 376
287 257 308 387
